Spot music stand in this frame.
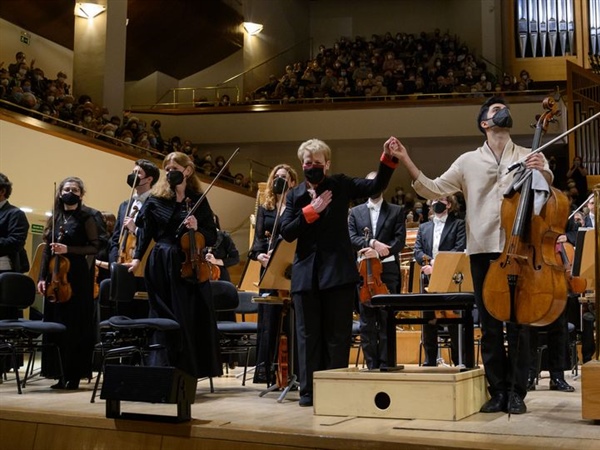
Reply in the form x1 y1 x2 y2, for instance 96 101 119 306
237 257 262 291
572 229 596 285
427 252 473 294
426 252 473 367
256 238 299 402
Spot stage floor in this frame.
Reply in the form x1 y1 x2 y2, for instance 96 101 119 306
0 365 598 450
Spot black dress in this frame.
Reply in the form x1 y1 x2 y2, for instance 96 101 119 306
39 207 100 383
248 206 282 384
135 191 222 379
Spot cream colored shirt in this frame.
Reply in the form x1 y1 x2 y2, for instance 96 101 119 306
412 139 552 255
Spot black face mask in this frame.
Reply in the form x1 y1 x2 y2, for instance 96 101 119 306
126 172 141 188
432 202 447 214
61 192 80 206
273 177 288 195
488 107 513 128
303 166 325 185
167 170 184 187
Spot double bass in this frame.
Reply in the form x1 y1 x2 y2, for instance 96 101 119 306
483 97 569 326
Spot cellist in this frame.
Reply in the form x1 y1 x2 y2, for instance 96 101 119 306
388 97 552 415
348 171 406 370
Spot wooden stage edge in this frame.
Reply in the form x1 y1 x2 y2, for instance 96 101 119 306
1 365 598 450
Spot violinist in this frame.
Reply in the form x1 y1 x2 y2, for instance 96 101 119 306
389 97 552 415
126 152 222 380
104 159 159 318
279 138 399 407
413 196 466 367
248 164 298 385
348 171 405 370
37 177 100 390
204 214 240 283
108 159 160 265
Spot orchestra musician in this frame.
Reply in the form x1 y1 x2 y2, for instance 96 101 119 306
348 171 406 370
102 159 159 318
37 177 101 390
279 138 399 407
248 164 298 385
126 152 222 380
0 173 30 306
412 196 466 367
0 173 30 377
388 97 552 415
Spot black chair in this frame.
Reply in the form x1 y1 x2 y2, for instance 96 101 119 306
214 286 258 386
90 315 180 402
351 319 363 367
0 272 66 394
90 263 179 402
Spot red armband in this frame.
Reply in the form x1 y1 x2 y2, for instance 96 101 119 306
380 152 399 169
302 204 320 223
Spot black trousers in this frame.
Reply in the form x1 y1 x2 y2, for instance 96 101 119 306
470 253 530 399
529 306 570 379
358 261 400 369
293 283 354 397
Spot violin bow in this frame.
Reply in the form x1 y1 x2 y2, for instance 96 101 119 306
568 193 595 220
507 110 600 173
176 147 240 235
266 178 290 255
117 169 139 249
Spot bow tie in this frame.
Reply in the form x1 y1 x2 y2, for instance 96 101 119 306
433 216 447 225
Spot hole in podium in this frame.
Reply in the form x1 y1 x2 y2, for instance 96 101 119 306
374 391 391 410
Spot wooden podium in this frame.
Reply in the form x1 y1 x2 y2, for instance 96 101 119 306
314 252 487 421
574 226 599 421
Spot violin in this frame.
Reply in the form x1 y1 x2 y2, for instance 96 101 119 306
204 246 222 280
483 97 569 326
46 225 72 304
555 241 587 294
118 205 139 264
180 198 217 283
358 227 389 305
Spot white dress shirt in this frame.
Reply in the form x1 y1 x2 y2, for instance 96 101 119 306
432 213 447 259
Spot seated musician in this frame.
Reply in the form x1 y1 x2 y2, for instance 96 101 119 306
413 196 466 366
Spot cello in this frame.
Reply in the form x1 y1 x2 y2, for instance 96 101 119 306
483 97 569 326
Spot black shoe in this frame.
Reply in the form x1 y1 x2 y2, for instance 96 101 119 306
480 392 507 413
299 394 313 407
50 380 66 390
526 376 536 391
505 392 527 414
549 378 575 392
65 380 80 390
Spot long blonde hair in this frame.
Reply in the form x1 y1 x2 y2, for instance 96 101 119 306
152 152 203 199
263 164 298 210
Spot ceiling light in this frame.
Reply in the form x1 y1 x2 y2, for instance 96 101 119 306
243 22 263 36
74 2 106 19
